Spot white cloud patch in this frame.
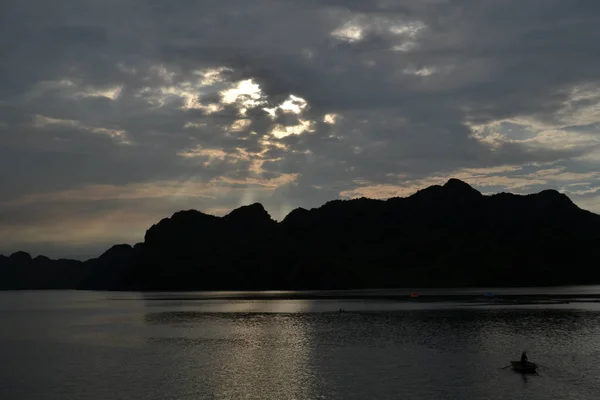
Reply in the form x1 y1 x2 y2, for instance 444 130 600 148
323 113 339 124
230 119 252 132
330 12 425 48
403 66 437 76
331 24 365 42
279 95 308 114
76 85 122 100
33 115 130 144
177 146 229 165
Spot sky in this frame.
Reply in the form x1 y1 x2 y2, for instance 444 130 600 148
2 0 600 259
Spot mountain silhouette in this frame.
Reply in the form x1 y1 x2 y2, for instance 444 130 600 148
2 179 600 290
0 251 89 290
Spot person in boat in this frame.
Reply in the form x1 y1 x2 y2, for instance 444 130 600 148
521 351 528 366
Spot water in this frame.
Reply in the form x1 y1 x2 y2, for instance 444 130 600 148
1 290 600 399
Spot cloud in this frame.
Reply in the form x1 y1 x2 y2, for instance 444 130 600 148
2 0 600 257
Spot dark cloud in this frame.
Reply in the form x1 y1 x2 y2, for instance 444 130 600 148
2 0 600 257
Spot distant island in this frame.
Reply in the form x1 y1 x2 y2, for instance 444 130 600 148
2 179 600 291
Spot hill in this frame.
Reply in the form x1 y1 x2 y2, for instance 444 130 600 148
2 179 600 290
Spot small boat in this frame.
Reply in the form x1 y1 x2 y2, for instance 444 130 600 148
510 361 538 373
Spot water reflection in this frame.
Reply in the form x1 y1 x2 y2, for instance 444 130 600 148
144 311 316 399
140 306 600 399
211 315 314 399
4 291 600 399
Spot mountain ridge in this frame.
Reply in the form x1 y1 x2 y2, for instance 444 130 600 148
2 179 600 290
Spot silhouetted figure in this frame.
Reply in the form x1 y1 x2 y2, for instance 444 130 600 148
521 351 528 366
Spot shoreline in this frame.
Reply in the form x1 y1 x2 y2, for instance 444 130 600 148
129 291 600 303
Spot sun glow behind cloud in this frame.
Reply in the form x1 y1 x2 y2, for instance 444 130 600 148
132 64 319 139
279 95 308 114
271 119 315 139
220 79 265 115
